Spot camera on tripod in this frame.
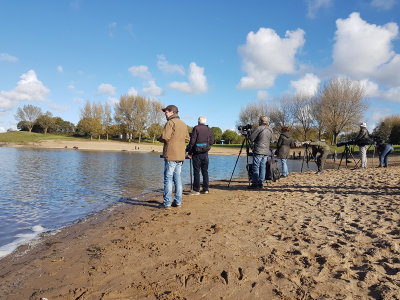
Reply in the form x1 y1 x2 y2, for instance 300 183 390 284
238 124 252 135
336 140 355 147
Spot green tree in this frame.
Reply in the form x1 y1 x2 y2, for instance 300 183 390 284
211 127 222 143
14 104 42 132
389 124 400 145
147 123 163 143
36 111 55 134
76 117 102 139
222 129 239 144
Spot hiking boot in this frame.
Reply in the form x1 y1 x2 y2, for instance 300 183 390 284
201 190 209 194
159 203 171 210
247 185 258 190
189 190 200 195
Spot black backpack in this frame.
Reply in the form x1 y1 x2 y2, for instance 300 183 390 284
266 157 281 182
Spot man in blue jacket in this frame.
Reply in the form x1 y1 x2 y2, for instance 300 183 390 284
249 116 273 189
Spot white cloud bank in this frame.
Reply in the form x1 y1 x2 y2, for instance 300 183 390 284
143 80 163 97
0 70 50 111
128 65 152 80
370 0 397 10
97 83 116 95
169 62 208 94
237 27 305 90
290 73 321 97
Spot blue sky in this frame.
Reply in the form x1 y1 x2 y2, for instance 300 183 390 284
1 0 400 133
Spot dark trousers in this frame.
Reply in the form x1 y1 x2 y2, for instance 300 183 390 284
313 149 328 172
192 152 209 192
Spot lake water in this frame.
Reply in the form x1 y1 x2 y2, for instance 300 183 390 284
0 146 316 258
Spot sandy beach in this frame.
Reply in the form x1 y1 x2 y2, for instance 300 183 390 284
0 141 399 299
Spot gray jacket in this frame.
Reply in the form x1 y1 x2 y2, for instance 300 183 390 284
249 125 273 155
276 132 294 159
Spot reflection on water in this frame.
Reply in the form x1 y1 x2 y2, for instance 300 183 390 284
0 147 315 253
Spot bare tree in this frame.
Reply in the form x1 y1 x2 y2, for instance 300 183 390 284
310 95 325 140
269 96 293 133
238 100 272 128
148 100 164 126
103 103 113 141
320 77 367 144
15 104 43 132
289 94 314 140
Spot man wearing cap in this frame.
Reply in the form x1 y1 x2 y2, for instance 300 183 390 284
161 105 190 208
248 116 273 189
355 122 371 168
186 116 214 195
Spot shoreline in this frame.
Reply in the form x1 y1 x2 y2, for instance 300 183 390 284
1 165 399 299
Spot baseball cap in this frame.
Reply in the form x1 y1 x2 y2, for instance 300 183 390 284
162 105 178 113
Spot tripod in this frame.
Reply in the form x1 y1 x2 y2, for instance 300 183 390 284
337 144 358 169
301 145 316 172
228 134 252 187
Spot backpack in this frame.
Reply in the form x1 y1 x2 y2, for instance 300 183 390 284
266 158 281 182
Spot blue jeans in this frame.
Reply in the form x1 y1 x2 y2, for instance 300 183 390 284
379 145 394 166
163 161 183 207
280 158 288 177
252 154 267 186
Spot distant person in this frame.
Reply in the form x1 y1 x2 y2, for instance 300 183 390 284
248 116 273 189
306 140 331 174
276 126 295 178
161 105 190 209
376 141 394 168
355 122 371 168
186 116 214 195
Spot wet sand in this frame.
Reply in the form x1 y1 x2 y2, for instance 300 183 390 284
0 151 399 299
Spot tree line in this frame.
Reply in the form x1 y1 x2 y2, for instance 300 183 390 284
12 78 400 145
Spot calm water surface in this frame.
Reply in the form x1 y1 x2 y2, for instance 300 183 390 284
0 147 315 257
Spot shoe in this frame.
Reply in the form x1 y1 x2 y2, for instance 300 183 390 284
189 191 200 195
201 190 209 194
315 171 323 175
377 165 383 168
258 184 264 189
172 202 181 208
247 185 258 190
159 204 171 210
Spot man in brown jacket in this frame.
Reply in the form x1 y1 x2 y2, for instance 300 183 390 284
161 105 190 209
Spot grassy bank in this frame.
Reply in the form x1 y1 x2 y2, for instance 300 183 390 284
0 131 79 144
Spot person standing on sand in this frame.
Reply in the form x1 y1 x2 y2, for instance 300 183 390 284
186 116 214 195
161 105 190 209
248 116 273 189
306 140 330 174
276 126 295 178
354 122 371 168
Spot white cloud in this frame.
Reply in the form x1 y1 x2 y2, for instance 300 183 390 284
333 12 398 78
157 55 185 75
0 70 50 111
0 53 18 62
108 97 119 105
384 86 400 102
142 80 163 97
57 65 63 73
237 27 305 90
371 0 397 10
128 65 152 80
307 0 332 19
169 62 208 94
97 83 116 95
290 73 320 97
376 54 400 86
0 127 5 133
256 90 268 101
127 87 138 96
360 79 381 98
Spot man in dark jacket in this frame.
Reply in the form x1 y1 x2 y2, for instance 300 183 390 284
376 141 394 168
276 126 294 177
354 122 370 168
187 116 214 195
249 116 273 189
